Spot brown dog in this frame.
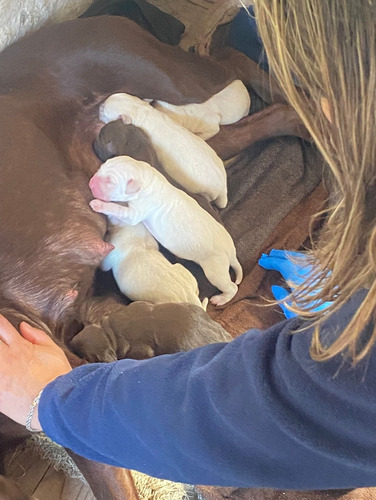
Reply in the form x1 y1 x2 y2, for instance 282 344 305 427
71 301 232 362
0 14 307 499
94 119 159 164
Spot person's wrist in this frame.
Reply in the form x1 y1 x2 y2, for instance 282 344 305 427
31 402 42 432
26 389 43 432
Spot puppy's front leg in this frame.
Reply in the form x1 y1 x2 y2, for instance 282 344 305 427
90 200 142 225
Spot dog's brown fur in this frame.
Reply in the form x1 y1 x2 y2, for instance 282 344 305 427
71 301 232 362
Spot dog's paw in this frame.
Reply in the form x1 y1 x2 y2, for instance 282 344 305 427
89 199 105 213
209 292 234 307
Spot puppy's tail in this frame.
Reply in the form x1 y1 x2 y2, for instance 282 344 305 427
231 257 243 285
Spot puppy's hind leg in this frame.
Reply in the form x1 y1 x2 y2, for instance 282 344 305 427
214 191 228 209
200 256 238 306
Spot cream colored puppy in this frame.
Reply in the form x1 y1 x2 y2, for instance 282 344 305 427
152 80 251 140
102 222 207 308
99 92 227 208
89 156 242 306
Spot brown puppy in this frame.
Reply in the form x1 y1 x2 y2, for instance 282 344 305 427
94 119 159 165
71 301 232 362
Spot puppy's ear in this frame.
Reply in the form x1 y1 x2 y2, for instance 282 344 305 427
125 178 141 195
120 114 132 125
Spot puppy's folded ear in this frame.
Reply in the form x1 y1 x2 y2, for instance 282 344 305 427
120 114 132 125
126 179 141 195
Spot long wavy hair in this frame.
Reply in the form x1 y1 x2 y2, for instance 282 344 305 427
252 0 376 363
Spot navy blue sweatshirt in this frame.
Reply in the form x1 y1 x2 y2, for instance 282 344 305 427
39 290 376 489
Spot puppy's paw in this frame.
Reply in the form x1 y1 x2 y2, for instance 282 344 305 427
89 199 105 213
210 294 227 307
210 290 237 307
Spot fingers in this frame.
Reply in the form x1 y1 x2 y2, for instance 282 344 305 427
0 316 58 348
259 252 294 275
19 322 57 347
271 285 297 319
269 249 304 259
259 250 311 285
0 315 21 345
271 284 291 303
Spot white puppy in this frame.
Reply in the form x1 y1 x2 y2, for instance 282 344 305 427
89 156 243 306
99 93 227 208
152 80 251 140
102 223 207 308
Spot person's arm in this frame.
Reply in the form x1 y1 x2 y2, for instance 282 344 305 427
1 291 376 489
38 290 376 489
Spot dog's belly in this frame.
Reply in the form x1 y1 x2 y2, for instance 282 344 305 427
0 96 110 331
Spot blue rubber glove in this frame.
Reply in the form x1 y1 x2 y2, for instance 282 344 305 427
258 249 331 318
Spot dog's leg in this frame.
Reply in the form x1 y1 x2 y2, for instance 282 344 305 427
90 200 142 225
200 256 239 306
207 103 310 161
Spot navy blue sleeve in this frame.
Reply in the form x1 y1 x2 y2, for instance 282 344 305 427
39 290 376 489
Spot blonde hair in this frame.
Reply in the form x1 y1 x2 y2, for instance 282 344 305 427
252 0 376 363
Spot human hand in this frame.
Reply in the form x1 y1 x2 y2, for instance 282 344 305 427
0 316 72 431
258 249 332 318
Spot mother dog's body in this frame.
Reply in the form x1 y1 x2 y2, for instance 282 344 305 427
0 16 235 336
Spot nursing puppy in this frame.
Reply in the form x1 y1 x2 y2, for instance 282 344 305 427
89 156 243 306
99 93 228 208
94 119 222 223
94 119 159 165
71 301 232 363
94 121 206 308
102 223 206 308
152 79 251 140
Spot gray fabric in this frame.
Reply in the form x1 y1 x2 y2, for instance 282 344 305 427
222 138 323 264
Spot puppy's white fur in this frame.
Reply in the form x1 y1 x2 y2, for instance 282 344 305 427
99 93 227 208
102 223 206 308
90 156 243 306
152 80 251 140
